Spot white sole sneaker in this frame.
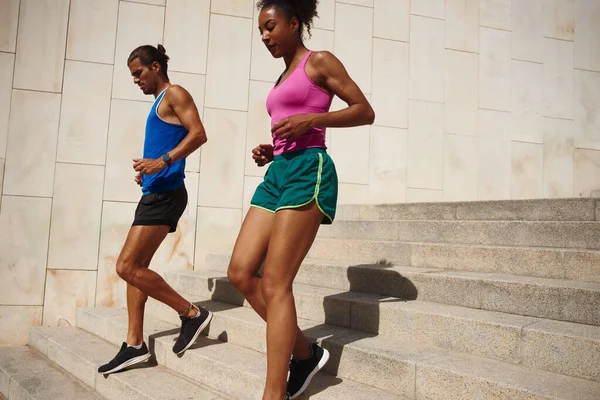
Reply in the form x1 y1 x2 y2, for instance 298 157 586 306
175 310 213 355
97 352 152 375
290 348 330 399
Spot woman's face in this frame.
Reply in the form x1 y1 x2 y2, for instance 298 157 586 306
258 6 299 58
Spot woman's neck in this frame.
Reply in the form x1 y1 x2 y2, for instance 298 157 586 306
283 44 308 69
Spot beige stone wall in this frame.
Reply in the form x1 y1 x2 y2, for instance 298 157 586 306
0 0 599 343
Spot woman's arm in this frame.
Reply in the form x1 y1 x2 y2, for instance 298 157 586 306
309 51 375 128
271 51 375 140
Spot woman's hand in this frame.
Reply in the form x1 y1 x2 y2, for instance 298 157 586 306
271 114 314 141
252 144 274 167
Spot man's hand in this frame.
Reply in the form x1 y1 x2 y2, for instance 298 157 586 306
134 172 142 186
271 114 314 141
252 144 274 167
133 158 165 175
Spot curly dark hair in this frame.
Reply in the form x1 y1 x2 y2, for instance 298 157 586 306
127 44 170 80
257 0 319 39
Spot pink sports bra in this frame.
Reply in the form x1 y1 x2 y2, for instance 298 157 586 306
266 50 333 155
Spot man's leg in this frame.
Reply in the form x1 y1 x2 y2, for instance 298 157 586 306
116 225 194 314
126 285 147 346
121 225 169 346
99 224 187 374
117 224 212 355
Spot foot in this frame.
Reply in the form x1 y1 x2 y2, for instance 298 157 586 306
172 306 213 354
287 343 330 399
97 342 151 374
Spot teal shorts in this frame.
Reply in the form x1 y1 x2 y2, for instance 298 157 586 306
251 148 338 224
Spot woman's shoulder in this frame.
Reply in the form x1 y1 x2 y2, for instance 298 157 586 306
308 50 337 65
307 50 347 78
307 50 346 70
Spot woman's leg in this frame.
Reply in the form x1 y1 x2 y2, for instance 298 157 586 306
227 207 312 359
260 201 324 400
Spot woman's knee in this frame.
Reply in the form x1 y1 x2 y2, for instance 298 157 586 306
227 261 256 293
260 277 291 305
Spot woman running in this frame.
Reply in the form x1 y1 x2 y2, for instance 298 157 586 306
227 1 375 399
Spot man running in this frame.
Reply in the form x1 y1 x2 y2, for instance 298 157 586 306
98 44 212 374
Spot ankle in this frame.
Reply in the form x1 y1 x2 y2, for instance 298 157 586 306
262 392 288 400
126 339 143 347
183 304 199 318
179 301 197 318
293 343 313 360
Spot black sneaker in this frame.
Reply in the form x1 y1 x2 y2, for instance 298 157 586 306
285 394 291 400
97 342 151 374
287 343 330 399
172 306 213 354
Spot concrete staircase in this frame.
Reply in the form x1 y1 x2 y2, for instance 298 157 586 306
2 198 600 399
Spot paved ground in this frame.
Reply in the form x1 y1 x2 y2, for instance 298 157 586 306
0 345 10 398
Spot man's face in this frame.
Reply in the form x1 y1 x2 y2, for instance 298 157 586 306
128 58 158 95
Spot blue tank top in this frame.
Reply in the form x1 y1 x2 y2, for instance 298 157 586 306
141 88 187 194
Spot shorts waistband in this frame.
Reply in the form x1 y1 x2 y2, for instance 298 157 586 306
273 147 327 161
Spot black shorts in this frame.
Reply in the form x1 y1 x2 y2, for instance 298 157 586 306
132 184 188 233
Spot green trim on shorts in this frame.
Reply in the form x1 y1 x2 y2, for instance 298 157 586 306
314 153 334 223
250 148 338 224
250 204 276 213
275 153 333 223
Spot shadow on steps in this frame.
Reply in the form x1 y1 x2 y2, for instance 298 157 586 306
302 259 418 384
171 258 419 398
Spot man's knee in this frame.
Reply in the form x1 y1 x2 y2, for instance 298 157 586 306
134 291 149 305
116 258 137 283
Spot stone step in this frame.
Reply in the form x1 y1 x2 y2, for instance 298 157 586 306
0 346 104 400
27 327 227 400
78 307 600 400
70 314 403 400
306 238 600 283
319 220 600 250
137 288 600 384
336 198 599 221
198 258 600 326
153 269 600 381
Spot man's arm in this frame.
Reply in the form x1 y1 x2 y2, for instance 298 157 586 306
133 85 206 176
164 85 207 163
